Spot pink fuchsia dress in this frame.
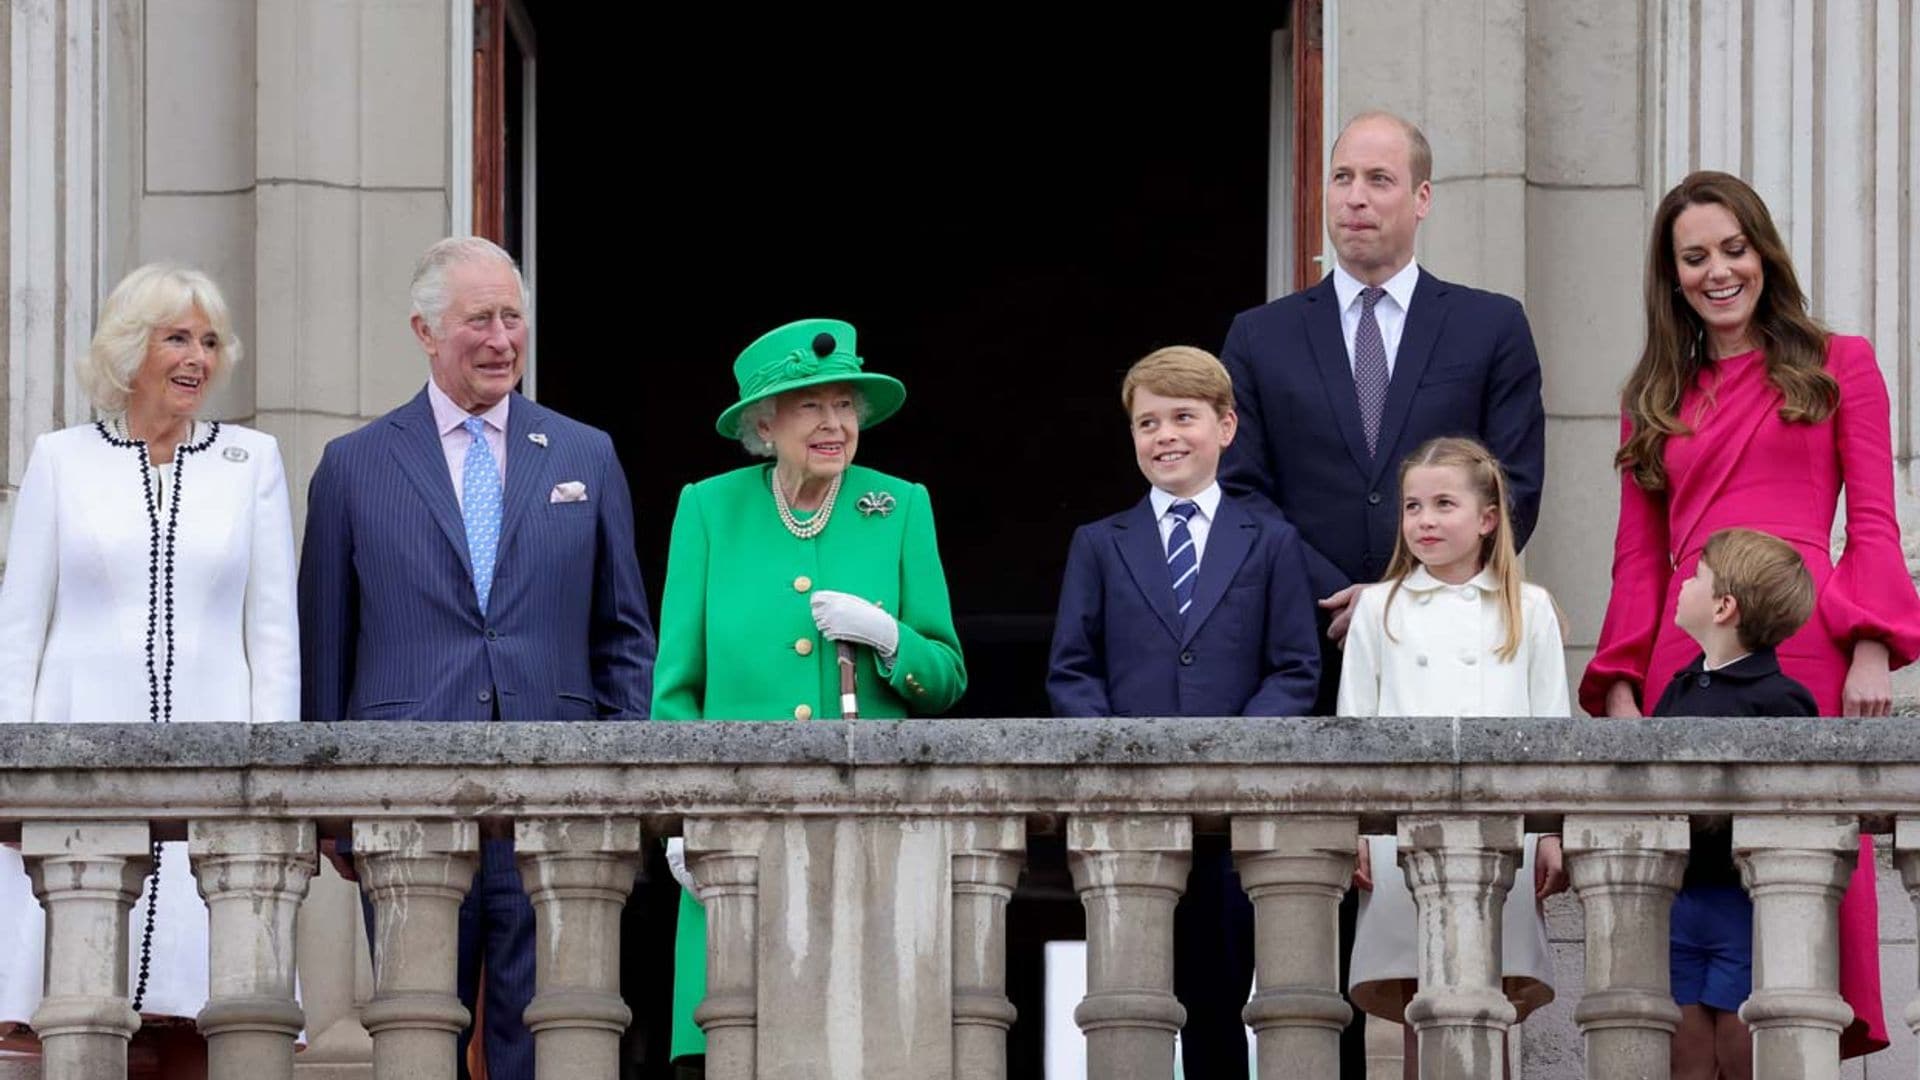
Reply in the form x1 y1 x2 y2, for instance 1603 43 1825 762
1582 334 1920 1057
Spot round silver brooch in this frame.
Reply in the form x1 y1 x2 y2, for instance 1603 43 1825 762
223 446 248 462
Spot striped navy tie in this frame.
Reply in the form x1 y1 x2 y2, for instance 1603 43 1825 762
1167 500 1200 622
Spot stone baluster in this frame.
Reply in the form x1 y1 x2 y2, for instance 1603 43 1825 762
514 817 643 1080
1397 814 1523 1080
1563 814 1689 1080
353 819 478 1080
949 816 1025 1080
1891 818 1920 1076
1067 814 1191 1080
686 818 770 1080
23 821 153 1080
188 819 317 1080
1231 815 1358 1080
1734 814 1858 1080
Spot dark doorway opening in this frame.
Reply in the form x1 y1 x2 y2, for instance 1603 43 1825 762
527 6 1281 720
517 6 1289 1076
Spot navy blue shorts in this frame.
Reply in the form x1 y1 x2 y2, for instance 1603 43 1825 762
1670 884 1753 1012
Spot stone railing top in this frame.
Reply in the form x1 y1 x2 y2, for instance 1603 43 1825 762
0 719 1913 827
0 716 1907 768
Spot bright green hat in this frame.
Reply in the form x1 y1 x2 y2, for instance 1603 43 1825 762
715 318 908 438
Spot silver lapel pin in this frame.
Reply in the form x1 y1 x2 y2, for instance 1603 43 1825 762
528 432 548 448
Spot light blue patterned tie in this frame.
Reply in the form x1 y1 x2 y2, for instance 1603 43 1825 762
1167 500 1200 622
462 416 502 614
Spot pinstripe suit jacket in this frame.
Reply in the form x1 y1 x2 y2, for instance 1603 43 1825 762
298 387 654 721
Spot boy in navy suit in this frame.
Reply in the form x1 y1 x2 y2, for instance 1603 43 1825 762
1048 345 1319 1080
1652 527 1816 1080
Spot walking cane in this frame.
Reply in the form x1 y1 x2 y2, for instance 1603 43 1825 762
837 641 860 719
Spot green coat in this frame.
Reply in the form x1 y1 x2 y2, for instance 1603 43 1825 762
653 463 966 1059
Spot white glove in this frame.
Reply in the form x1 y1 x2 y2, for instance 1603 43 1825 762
810 589 899 658
665 837 698 892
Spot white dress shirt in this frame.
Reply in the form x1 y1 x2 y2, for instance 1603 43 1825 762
1332 259 1421 378
1149 482 1221 564
427 378 508 511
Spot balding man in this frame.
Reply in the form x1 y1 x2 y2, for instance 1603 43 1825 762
1214 111 1546 1078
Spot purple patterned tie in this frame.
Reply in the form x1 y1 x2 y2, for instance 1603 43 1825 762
1353 286 1389 456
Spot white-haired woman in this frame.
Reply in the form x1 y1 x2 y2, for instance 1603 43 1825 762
0 262 298 1069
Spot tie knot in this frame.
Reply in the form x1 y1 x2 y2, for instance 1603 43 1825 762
463 416 487 438
1360 286 1386 311
1169 500 1199 522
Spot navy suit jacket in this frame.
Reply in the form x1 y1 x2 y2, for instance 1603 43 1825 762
1219 269 1546 596
1047 493 1319 718
298 388 655 722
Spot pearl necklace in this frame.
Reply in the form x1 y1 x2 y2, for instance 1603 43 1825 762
772 470 842 539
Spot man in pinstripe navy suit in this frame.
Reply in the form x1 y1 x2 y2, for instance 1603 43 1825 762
298 236 655 1079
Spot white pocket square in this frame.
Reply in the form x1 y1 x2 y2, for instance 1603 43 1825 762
549 481 588 503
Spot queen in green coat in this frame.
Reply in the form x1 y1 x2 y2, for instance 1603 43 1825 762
653 317 966 1065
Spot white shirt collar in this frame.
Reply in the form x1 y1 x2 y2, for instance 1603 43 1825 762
427 378 510 437
1149 482 1221 523
1332 258 1420 317
1402 563 1500 594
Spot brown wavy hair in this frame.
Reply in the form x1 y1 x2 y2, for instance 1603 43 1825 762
1617 171 1836 492
1382 437 1526 661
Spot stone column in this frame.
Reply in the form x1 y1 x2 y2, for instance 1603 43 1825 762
1891 818 1920 1066
685 818 770 1080
188 819 317 1080
514 817 642 1080
352 819 478 1080
1563 814 1689 1080
22 821 153 1080
1397 814 1523 1080
1734 815 1858 1080
1067 814 1191 1080
1230 815 1358 1080
948 816 1025 1080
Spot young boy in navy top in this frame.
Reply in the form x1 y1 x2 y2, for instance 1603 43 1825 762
1653 527 1816 1080
1048 346 1319 1080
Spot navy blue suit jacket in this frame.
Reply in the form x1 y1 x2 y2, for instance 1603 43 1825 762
1047 493 1319 718
1219 269 1546 596
298 388 655 722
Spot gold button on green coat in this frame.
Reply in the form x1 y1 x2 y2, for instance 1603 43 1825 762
652 462 966 1060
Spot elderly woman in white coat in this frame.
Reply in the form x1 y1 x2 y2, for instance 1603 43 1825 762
0 263 298 1066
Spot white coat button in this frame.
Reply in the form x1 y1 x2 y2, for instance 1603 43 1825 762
1459 586 1476 600
1461 653 1478 666
1417 593 1432 605
1415 655 1429 667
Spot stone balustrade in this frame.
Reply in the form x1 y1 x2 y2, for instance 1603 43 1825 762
2 717 1919 1079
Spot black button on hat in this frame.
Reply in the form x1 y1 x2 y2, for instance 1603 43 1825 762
813 333 836 357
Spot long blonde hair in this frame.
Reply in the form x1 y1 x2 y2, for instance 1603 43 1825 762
1618 171 1836 492
1382 437 1526 661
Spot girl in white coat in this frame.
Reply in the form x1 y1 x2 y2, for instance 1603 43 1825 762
0 263 298 1071
1337 436 1568 1079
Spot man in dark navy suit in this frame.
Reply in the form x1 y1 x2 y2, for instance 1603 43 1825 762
298 236 655 1080
1218 111 1546 1076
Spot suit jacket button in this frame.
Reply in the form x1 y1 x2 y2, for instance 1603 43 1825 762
795 638 814 656
478 690 492 703
794 575 812 593
1179 650 1195 666
1697 674 1712 688
485 629 498 641
794 704 813 721
1367 492 1382 505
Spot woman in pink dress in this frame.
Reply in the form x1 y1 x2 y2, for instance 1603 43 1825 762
1583 170 1920 1063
